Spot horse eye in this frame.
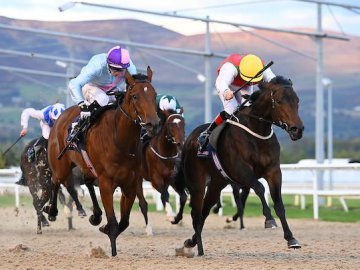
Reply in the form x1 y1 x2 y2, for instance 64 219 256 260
132 94 138 100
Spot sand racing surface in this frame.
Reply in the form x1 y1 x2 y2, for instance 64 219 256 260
0 206 359 270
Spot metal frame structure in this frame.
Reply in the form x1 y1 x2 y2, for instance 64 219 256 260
1 1 358 177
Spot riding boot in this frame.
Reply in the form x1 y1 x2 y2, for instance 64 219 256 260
197 111 230 157
15 174 27 186
68 100 100 142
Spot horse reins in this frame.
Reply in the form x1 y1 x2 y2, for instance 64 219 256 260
234 87 292 132
149 113 182 160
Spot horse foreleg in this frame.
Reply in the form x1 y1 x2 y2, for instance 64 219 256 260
99 181 118 256
160 186 175 219
266 171 301 249
137 180 152 235
86 182 102 226
251 181 277 229
118 187 137 234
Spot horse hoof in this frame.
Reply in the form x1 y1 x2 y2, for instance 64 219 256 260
184 239 196 248
42 220 50 227
48 215 56 222
99 225 109 235
37 229 42 235
89 215 102 226
78 209 87 217
265 219 277 229
43 205 50 214
225 217 233 224
171 216 182 225
175 246 195 258
145 224 153 236
288 239 301 249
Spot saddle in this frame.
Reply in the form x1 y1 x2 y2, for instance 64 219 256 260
66 103 117 153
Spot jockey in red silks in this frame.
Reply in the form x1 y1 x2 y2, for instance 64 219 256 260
68 46 137 138
197 53 276 157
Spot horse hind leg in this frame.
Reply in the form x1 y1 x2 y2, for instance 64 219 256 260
171 189 187 225
232 186 250 230
65 184 86 217
118 186 137 235
46 183 60 221
86 182 102 226
181 176 227 257
137 180 152 236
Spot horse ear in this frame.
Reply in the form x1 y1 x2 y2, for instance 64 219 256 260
147 66 153 82
125 70 134 86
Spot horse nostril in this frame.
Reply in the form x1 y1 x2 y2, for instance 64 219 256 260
290 126 298 132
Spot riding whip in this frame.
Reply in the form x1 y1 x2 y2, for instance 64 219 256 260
2 136 23 156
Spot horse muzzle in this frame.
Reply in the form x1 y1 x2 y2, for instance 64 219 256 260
143 119 161 137
288 125 304 141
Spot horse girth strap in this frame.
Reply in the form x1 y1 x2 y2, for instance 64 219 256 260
226 119 274 140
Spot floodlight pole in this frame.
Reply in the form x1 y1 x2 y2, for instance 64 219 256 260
315 3 325 202
204 17 212 123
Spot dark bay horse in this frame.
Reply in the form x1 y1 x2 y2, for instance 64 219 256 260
175 76 304 257
20 138 84 234
136 110 187 235
47 67 160 256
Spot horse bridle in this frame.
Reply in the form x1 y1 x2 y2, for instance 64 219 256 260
164 114 183 144
235 86 293 132
118 80 150 127
149 114 183 160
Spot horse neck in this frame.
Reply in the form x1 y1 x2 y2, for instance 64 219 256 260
151 123 176 156
113 105 141 152
243 95 273 134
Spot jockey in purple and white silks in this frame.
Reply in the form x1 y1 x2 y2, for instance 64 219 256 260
68 46 137 137
20 103 66 163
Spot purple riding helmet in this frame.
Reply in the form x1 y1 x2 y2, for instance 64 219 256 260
107 46 130 69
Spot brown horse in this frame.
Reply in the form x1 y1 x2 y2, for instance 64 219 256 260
175 76 304 257
136 110 187 235
47 67 160 256
19 137 85 234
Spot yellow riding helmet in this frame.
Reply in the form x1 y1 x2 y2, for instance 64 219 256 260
239 54 264 83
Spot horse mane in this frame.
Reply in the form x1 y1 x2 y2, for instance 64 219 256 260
132 73 148 82
243 75 293 106
258 75 293 91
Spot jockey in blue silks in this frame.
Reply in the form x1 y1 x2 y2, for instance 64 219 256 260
20 103 66 163
68 46 137 138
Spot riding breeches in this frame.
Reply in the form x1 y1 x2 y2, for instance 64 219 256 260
82 83 115 107
39 121 51 139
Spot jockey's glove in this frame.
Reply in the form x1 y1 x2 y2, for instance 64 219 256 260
78 101 91 120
